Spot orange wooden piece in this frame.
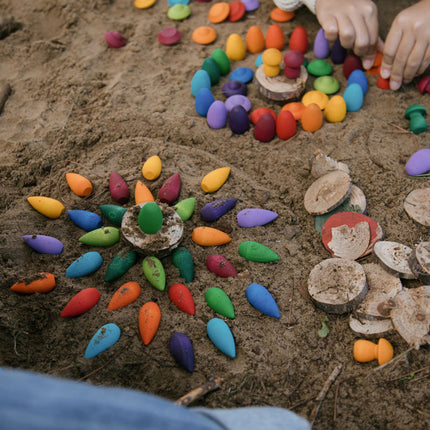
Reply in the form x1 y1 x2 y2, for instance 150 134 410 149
246 26 265 54
250 107 277 124
353 338 393 365
139 302 161 345
301 103 323 132
168 283 195 315
135 180 155 204
281 102 305 120
192 226 231 246
289 26 308 54
270 7 294 22
66 173 93 197
265 24 285 50
11 273 56 294
108 282 141 310
208 2 230 23
192 26 217 45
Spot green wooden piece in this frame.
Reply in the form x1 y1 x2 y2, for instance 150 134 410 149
238 240 280 262
205 287 235 319
105 249 137 282
99 204 127 226
307 59 333 76
142 256 165 291
202 57 220 86
138 202 163 234
212 49 230 76
314 199 362 234
174 197 196 222
172 247 194 283
79 227 120 247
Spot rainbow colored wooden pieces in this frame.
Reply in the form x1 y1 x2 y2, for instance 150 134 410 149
109 171 129 204
202 57 221 86
254 112 276 142
158 27 181 45
135 180 155 204
343 83 363 112
201 167 231 193
353 338 393 365
65 251 103 278
174 197 196 221
405 148 430 176
191 69 211 97
142 155 162 180
331 38 347 64
225 33 246 61
343 53 362 78
61 287 101 317
158 172 181 204
246 25 265 54
289 26 308 54
206 254 237 277
167 4 191 20
142 256 166 291
212 49 230 75
237 208 278 227
27 196 65 219
139 302 161 345
302 90 329 109
314 76 339 95
238 240 280 262
138 202 163 234
134 0 156 9
207 100 228 129
192 26 217 45
250 107 276 124
205 287 235 318
283 50 304 79
262 48 282 77
108 281 141 310
192 226 231 246
246 283 280 318
200 198 237 222
104 31 127 48
65 172 93 197
104 249 137 282
169 332 195 372
229 106 250 135
313 28 330 59
172 247 194 283
84 323 121 359
68 210 103 231
208 2 230 23
228 0 245 21
301 103 323 132
195 88 215 116
10 272 55 294
348 69 368 94
207 318 236 358
307 59 333 77
22 234 63 255
276 110 297 140
99 204 127 226
418 75 430 94
270 7 294 22
324 95 347 123
169 283 195 315
405 104 428 134
78 227 120 247
265 24 284 50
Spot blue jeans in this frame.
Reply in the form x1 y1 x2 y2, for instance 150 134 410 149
0 368 310 430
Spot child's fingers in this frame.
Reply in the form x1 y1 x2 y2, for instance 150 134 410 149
320 15 339 42
416 45 430 76
380 28 403 79
337 16 356 49
403 40 428 82
388 33 415 90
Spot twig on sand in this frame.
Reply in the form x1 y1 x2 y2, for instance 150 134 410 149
175 376 223 407
287 279 295 327
389 365 430 383
369 347 414 375
0 83 11 115
333 379 340 422
386 122 410 134
308 363 343 427
78 347 125 382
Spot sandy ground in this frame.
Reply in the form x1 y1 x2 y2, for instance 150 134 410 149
0 0 429 428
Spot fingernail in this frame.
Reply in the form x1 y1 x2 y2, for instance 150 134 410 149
380 67 390 79
362 59 373 70
390 80 401 91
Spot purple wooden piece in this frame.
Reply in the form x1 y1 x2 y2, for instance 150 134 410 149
169 332 194 372
22 234 64 255
200 198 238 221
237 208 278 227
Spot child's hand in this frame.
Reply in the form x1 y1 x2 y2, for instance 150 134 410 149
315 0 378 69
380 0 430 90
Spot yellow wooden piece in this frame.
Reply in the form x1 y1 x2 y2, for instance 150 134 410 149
135 0 156 8
201 167 231 193
27 196 65 219
262 48 282 66
302 90 329 110
324 95 347 123
65 172 93 197
263 64 280 77
225 34 246 61
142 155 162 180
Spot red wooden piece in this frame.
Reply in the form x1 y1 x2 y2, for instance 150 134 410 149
168 283 195 315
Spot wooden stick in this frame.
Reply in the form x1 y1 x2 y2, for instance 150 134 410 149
309 363 343 427
333 380 340 422
0 83 11 115
175 376 223 406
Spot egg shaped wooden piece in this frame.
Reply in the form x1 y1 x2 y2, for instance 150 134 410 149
104 249 137 282
169 332 195 372
237 208 278 227
254 112 276 142
250 108 276 125
61 287 101 317
22 234 64 255
158 172 181 204
289 26 308 53
313 28 330 59
347 69 368 94
246 283 280 318
212 48 230 75
265 24 284 50
324 95 347 123
229 106 250 135
139 302 161 345
301 103 323 132
65 251 103 278
142 256 166 291
142 155 162 180
134 180 155 204
68 210 103 231
174 197 196 221
276 110 297 140
27 196 65 219
405 148 430 176
172 247 194 282
206 254 238 277
191 69 211 97
138 202 163 234
169 283 195 315
10 272 56 294
343 54 362 78
79 227 120 247
205 287 235 318
65 172 93 197
202 57 221 86
238 240 280 262
343 83 363 112
225 94 251 112
192 226 231 246
207 318 236 358
201 198 238 222
201 167 231 193
109 171 129 204
99 204 127 226
105 31 127 48
225 33 246 61
108 281 141 310
207 100 228 129
84 323 121 359
246 25 265 53
195 88 215 117
331 38 347 64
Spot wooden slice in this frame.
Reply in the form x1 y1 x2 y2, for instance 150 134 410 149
307 258 368 314
321 211 384 257
348 185 367 214
404 188 430 226
372 241 416 279
356 263 403 320
390 286 430 349
254 64 308 102
309 149 350 179
304 170 352 215
409 241 430 283
121 203 184 256
349 315 394 338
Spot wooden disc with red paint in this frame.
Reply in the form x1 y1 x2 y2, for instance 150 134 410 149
321 211 384 258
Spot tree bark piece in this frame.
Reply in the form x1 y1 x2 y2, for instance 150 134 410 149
404 188 430 227
373 241 416 279
409 241 430 283
175 377 223 406
349 315 394 338
309 149 350 179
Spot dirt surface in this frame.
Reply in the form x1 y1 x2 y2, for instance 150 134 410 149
0 0 429 428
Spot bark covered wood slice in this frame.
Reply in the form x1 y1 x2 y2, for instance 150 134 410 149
403 188 430 227
372 241 416 279
304 170 352 215
307 258 368 314
356 263 403 320
390 285 430 349
409 241 430 284
349 315 394 338
309 149 350 179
